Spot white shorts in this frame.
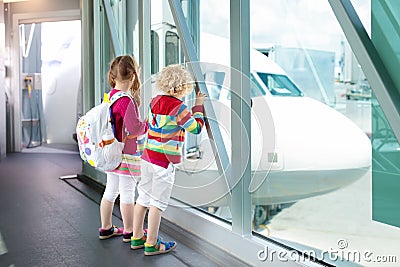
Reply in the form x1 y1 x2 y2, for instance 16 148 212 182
136 160 175 211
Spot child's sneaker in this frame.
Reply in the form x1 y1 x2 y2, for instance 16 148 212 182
99 225 123 240
144 237 177 256
122 232 133 243
130 232 147 249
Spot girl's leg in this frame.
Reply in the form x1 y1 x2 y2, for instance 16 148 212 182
120 202 134 233
119 175 137 233
100 198 114 229
100 172 119 229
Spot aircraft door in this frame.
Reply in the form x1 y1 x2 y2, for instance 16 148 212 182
19 20 81 150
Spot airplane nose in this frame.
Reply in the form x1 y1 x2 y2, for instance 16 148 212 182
264 97 372 171
248 96 371 204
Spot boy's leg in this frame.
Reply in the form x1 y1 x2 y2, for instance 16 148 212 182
148 163 175 214
133 160 153 238
146 206 162 245
144 204 176 254
132 203 147 238
145 163 176 253
100 172 119 229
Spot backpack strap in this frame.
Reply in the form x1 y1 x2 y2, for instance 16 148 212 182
106 91 133 139
109 91 131 105
109 105 117 138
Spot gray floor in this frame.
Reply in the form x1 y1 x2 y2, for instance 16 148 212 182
0 153 247 267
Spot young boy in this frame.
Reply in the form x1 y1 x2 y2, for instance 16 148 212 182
131 64 206 255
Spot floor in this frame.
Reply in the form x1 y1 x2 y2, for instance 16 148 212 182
0 152 247 267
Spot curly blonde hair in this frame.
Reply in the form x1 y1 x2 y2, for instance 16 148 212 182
156 64 194 97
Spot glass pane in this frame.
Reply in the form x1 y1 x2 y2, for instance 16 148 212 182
147 2 400 266
250 74 266 98
165 31 179 66
371 95 400 223
350 0 371 36
371 0 400 229
151 30 159 74
151 0 183 69
245 0 398 266
149 0 234 216
41 21 81 145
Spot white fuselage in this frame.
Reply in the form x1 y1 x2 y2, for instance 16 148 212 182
168 33 371 206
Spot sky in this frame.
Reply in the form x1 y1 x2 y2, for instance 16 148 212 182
199 0 371 64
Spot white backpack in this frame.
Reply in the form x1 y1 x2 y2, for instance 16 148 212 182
76 91 129 171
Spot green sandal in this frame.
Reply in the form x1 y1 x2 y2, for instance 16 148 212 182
144 237 177 256
130 233 147 249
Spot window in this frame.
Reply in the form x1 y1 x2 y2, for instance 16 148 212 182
151 30 159 74
165 31 179 66
256 72 302 96
250 74 266 98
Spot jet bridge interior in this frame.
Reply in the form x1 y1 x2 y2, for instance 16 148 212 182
1 0 400 266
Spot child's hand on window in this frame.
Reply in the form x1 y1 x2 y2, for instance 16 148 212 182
195 91 207 106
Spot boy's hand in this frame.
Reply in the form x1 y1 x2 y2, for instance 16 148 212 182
195 91 207 106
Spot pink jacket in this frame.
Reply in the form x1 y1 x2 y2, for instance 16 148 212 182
110 89 148 155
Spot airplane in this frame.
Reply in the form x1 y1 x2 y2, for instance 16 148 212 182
149 2 372 224
35 1 370 225
9 0 372 226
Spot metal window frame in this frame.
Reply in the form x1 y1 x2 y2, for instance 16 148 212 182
102 0 122 56
93 0 103 103
82 0 94 113
230 0 252 236
126 0 137 55
0 1 6 159
93 0 114 102
138 0 152 120
164 200 315 267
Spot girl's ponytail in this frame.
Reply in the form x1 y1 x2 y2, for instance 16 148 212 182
108 55 141 107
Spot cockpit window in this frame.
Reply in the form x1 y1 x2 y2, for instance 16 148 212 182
204 72 267 100
250 74 266 98
256 72 302 96
204 72 294 100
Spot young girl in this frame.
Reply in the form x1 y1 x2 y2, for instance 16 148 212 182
98 55 148 242
131 64 206 255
